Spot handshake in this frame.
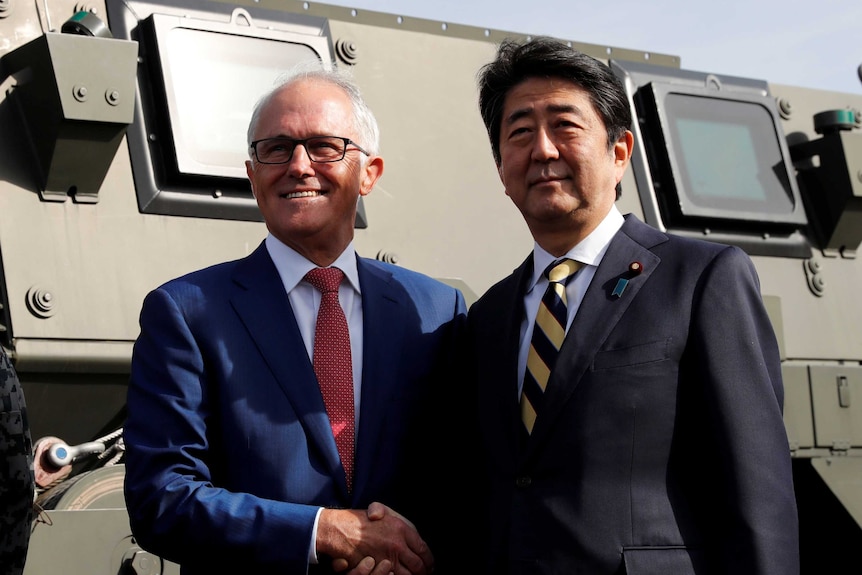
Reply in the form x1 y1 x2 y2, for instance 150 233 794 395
319 502 435 575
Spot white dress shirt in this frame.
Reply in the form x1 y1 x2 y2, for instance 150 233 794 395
264 233 365 564
265 234 364 426
517 204 625 397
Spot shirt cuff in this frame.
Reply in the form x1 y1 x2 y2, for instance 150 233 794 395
309 507 323 564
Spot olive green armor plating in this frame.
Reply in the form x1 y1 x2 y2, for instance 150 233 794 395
0 0 859 572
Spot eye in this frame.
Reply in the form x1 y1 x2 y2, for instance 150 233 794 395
555 117 580 129
258 139 290 155
507 126 531 140
308 138 341 151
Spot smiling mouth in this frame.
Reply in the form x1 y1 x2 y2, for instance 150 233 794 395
283 190 325 199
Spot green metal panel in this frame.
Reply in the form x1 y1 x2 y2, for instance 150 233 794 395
0 0 860 573
811 364 862 449
783 363 815 451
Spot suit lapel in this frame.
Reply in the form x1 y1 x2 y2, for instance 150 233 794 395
352 258 404 497
229 243 345 489
527 217 666 449
478 257 532 464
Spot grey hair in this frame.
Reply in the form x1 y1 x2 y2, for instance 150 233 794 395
246 60 381 158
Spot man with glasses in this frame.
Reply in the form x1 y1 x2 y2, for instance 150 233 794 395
124 64 466 575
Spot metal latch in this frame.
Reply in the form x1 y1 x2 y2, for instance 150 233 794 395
838 375 851 408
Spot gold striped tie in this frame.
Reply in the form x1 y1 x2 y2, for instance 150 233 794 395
521 259 582 434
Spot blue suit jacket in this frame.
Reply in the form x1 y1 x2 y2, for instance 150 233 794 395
124 242 466 574
467 215 799 575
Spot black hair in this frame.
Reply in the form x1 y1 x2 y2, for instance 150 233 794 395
478 36 632 166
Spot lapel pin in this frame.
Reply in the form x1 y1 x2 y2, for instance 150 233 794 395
611 262 644 299
611 278 628 298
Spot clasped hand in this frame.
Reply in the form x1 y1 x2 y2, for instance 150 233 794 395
319 502 434 575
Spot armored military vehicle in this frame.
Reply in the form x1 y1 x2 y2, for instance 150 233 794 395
0 0 859 572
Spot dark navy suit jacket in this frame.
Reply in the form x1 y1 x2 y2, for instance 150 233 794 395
467 215 799 575
124 241 466 574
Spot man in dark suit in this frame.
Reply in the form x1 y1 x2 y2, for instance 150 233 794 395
467 37 799 574
123 65 465 575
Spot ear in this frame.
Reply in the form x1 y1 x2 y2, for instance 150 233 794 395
613 130 634 181
359 155 384 197
497 162 512 198
245 160 257 198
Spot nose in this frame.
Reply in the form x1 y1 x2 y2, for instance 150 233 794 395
286 142 315 177
531 128 559 162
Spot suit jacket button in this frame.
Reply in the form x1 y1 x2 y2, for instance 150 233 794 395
515 476 531 488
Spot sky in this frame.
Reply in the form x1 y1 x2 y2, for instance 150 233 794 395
320 0 862 95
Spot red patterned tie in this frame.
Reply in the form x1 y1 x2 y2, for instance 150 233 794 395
304 267 355 491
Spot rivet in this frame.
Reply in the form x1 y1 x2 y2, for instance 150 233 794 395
105 89 120 106
73 85 88 102
26 286 56 319
335 38 358 65
777 98 792 120
807 259 821 274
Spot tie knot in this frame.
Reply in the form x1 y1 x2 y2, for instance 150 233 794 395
304 267 344 293
544 259 581 284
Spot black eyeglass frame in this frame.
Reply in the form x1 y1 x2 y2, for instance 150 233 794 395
249 136 371 164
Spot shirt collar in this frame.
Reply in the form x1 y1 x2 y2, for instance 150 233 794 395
264 234 361 294
528 204 624 292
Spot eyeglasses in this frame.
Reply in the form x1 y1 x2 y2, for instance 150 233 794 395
250 136 370 164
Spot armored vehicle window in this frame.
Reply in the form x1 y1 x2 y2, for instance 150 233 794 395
662 92 797 219
612 59 809 258
106 1 334 221
157 25 321 181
